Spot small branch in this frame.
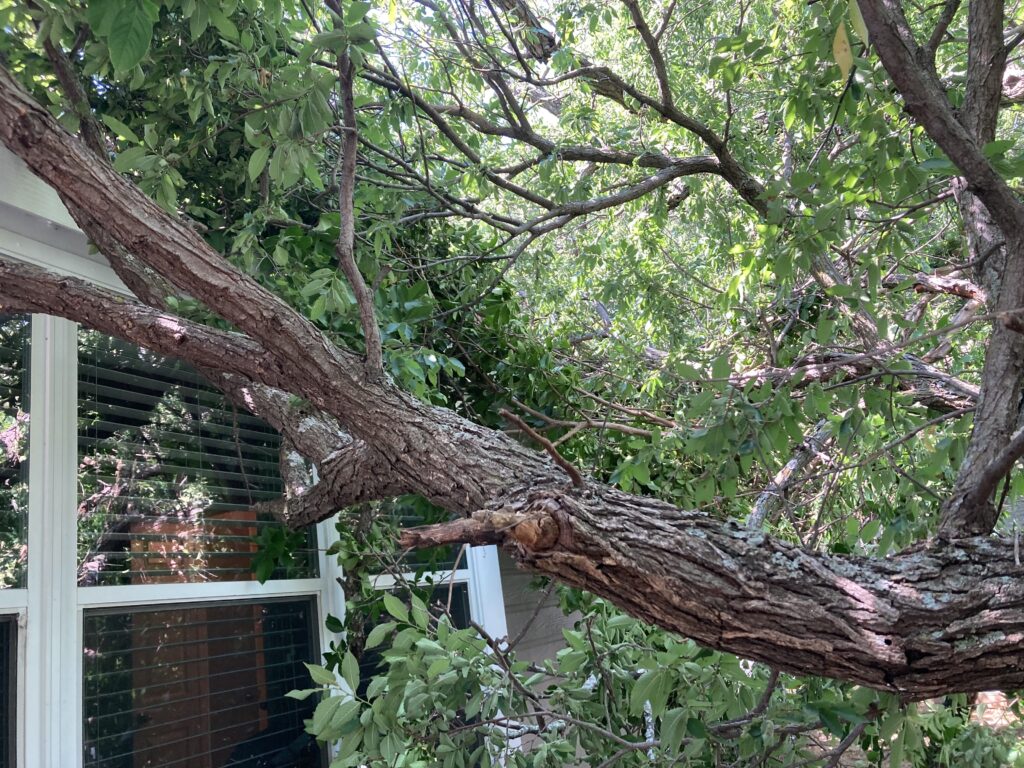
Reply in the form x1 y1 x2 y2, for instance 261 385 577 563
925 0 962 64
711 667 781 736
399 516 509 549
28 8 107 162
957 425 1024 516
336 51 383 377
748 420 832 529
500 408 584 487
506 579 557 651
622 0 674 108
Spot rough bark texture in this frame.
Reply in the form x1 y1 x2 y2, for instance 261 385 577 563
3 19 1024 701
402 483 1024 699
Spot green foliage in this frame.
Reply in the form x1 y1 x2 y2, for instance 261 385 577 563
4 0 1024 762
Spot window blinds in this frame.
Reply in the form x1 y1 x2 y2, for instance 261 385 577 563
77 331 318 585
82 598 322 768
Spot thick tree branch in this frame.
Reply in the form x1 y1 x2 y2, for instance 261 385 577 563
265 438 402 527
857 0 1024 236
859 0 1024 535
0 257 293 388
401 484 1024 699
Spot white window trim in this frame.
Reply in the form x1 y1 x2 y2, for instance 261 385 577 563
0 145 509 768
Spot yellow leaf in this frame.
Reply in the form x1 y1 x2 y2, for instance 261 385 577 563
849 0 869 46
833 24 853 81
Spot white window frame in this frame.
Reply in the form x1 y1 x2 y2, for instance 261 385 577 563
0 145 508 768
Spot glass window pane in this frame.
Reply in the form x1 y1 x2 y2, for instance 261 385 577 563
0 616 16 767
0 314 29 589
77 331 318 585
82 598 323 768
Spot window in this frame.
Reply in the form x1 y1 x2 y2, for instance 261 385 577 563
83 598 322 768
77 330 318 586
0 314 28 590
0 617 15 768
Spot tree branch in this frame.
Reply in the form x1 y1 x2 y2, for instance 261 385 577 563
336 51 383 377
622 0 674 109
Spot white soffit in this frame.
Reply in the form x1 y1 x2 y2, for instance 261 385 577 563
0 143 127 293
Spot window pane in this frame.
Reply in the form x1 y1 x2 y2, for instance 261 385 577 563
82 598 322 768
77 331 318 585
0 616 16 767
0 314 28 589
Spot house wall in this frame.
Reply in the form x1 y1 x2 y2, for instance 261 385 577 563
499 552 573 665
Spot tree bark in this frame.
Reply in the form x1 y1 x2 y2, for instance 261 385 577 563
401 483 1024 699
3 55 1024 701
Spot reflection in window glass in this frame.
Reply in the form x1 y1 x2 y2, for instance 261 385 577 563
82 598 322 768
77 331 318 586
0 314 28 589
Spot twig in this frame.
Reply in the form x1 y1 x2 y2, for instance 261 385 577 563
499 408 584 487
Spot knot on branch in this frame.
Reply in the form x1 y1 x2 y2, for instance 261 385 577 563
487 506 561 552
396 489 579 554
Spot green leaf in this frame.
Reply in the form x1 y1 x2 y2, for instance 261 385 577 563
341 651 360 692
365 621 396 649
101 114 140 143
304 662 338 686
889 726 906 768
311 29 350 52
382 593 409 623
108 4 154 71
346 22 376 44
207 6 239 41
112 146 148 172
660 708 687 754
848 0 869 46
711 354 731 381
330 698 362 731
310 694 343 736
686 717 709 739
427 657 452 677
248 145 271 181
983 139 1016 157
345 1 372 24
285 687 319 701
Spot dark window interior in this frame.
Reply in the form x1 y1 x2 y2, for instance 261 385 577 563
0 616 15 768
82 598 322 768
